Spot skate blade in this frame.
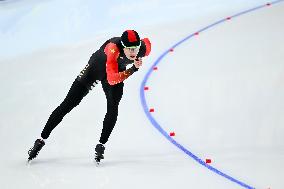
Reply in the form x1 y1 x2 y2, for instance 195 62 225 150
93 159 101 166
26 159 32 166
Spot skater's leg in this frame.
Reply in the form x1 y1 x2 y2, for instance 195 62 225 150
41 79 89 139
99 80 124 144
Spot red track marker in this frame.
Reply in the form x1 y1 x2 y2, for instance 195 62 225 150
194 32 199 36
206 159 212 164
170 48 174 52
226 17 231 20
149 108 155 112
144 86 149 91
153 67 158 70
170 132 175 137
266 3 271 6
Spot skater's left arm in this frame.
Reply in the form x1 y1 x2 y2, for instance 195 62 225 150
132 38 151 69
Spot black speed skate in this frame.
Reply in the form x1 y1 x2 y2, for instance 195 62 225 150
27 139 45 162
94 143 105 165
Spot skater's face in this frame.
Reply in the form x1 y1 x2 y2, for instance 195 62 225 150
123 46 140 61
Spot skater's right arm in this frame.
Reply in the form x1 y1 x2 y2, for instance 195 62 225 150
104 43 138 85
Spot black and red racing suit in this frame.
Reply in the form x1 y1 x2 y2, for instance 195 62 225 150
41 36 151 144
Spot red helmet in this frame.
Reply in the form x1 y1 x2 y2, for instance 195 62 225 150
121 30 141 48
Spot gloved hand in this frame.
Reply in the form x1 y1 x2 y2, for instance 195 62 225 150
133 57 143 69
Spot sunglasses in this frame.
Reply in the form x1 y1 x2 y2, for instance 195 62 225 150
121 40 141 52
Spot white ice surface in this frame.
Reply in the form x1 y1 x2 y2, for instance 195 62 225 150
0 1 283 189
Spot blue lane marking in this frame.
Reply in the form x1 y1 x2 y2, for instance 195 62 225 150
139 1 284 189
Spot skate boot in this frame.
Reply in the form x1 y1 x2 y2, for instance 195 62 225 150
28 139 45 162
94 143 105 165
